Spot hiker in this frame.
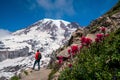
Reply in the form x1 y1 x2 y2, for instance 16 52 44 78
32 50 42 70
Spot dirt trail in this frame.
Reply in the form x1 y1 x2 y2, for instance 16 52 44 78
20 68 51 80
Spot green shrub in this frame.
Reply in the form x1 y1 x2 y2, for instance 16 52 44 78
48 62 61 80
10 76 19 80
24 71 28 75
58 29 120 80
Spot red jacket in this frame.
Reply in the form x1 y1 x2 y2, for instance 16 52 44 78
35 52 41 60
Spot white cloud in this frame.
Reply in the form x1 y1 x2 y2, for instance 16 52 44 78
19 0 37 10
37 0 53 10
23 0 75 18
0 29 11 40
36 0 75 18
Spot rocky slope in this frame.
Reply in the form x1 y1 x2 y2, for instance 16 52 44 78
68 1 120 47
49 1 120 80
86 1 120 34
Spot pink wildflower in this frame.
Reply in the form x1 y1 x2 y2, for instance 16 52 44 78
58 59 63 64
96 33 104 40
95 37 100 43
68 48 71 54
80 36 86 45
58 56 63 60
68 64 72 68
100 26 106 32
105 34 109 37
57 56 63 65
79 45 83 49
85 38 92 45
80 36 92 46
71 45 78 55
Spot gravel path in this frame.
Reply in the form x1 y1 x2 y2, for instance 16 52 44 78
20 68 51 80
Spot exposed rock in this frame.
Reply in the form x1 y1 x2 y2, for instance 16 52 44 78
0 47 29 62
3 65 22 72
67 28 83 46
86 11 120 34
57 47 70 58
72 28 83 38
0 76 8 80
86 34 96 42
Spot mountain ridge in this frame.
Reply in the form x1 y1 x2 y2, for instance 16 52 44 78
0 18 82 79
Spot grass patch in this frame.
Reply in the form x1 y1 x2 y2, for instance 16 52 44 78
48 62 61 80
10 76 19 80
24 71 28 75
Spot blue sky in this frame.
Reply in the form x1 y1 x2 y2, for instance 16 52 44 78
0 0 118 33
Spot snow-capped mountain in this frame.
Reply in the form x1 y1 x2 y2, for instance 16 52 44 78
0 18 81 79
2 18 79 51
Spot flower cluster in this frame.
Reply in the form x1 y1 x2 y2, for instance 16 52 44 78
67 26 108 60
67 45 79 58
71 45 79 55
57 56 63 65
80 36 92 46
79 45 83 50
100 26 106 33
67 37 92 60
105 34 109 37
58 26 109 68
68 48 71 54
68 63 72 68
95 33 104 42
95 26 109 43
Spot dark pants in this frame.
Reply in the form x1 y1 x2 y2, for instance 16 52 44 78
33 59 40 70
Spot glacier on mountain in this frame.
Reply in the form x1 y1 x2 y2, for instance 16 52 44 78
0 18 81 78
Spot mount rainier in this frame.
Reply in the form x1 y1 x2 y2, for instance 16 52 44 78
0 18 81 79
